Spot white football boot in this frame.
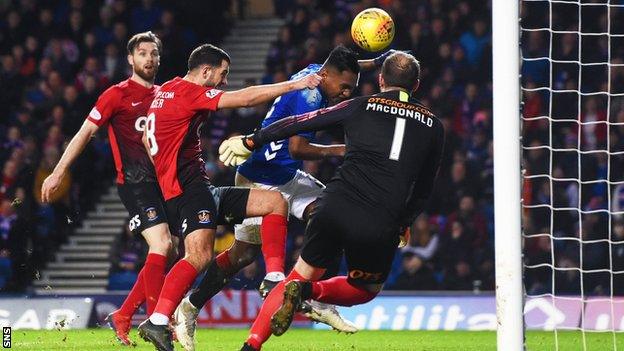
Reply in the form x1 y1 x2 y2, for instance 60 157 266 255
173 296 199 351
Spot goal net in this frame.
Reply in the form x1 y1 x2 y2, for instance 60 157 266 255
515 0 624 349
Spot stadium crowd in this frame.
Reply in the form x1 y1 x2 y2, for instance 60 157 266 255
0 0 496 293
522 1 624 296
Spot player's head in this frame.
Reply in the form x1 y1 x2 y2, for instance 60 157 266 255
187 44 231 88
127 31 161 82
379 52 420 93
319 45 360 105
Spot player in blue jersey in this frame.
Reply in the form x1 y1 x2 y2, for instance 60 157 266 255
173 46 394 350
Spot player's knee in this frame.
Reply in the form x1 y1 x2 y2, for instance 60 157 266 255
184 243 213 269
147 235 172 256
268 191 288 215
184 251 212 270
159 237 173 253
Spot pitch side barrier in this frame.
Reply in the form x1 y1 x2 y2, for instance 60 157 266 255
0 290 618 330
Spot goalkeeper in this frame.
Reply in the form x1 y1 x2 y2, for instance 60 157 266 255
219 51 445 351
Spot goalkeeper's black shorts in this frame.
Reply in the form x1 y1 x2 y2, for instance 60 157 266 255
301 190 400 285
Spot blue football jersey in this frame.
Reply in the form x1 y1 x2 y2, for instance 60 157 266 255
237 64 327 185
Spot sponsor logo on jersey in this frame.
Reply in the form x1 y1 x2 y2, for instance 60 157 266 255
88 107 102 120
145 207 158 221
156 91 175 99
181 218 188 233
206 89 221 99
131 101 142 107
365 100 434 127
197 210 212 224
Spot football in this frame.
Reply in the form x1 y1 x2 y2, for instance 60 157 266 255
351 8 395 52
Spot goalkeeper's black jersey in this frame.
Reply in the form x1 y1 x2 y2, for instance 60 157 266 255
252 89 445 226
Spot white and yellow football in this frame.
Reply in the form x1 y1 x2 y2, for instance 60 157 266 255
351 8 395 52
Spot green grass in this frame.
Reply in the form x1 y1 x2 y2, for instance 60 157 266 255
10 328 624 350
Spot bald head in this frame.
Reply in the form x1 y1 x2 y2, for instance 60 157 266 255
380 52 420 91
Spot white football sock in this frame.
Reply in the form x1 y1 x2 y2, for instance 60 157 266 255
149 312 169 326
264 271 286 282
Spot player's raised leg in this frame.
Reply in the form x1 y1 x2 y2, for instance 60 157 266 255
271 258 380 337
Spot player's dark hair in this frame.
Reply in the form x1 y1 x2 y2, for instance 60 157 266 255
187 44 231 71
381 52 421 90
324 45 360 74
127 31 162 54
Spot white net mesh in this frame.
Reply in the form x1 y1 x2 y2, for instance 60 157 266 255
521 0 624 349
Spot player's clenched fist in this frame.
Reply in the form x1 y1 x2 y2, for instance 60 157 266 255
293 73 322 90
218 135 254 167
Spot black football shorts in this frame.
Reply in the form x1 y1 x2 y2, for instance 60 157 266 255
301 191 400 285
166 180 250 236
118 182 168 235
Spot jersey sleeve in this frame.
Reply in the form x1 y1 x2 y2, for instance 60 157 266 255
87 87 122 127
252 98 362 146
189 87 224 112
400 120 445 227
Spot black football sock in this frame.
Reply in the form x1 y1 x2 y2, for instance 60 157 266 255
300 281 313 300
188 260 231 309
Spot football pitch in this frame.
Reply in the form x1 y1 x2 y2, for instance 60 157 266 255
11 329 624 350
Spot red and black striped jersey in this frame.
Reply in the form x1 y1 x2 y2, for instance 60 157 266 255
147 77 223 200
87 78 159 184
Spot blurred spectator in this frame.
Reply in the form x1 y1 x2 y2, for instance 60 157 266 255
459 19 490 68
402 214 440 261
0 0 236 293
390 253 437 290
109 225 146 290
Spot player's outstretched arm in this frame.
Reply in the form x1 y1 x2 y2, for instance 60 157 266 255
288 136 345 160
358 49 404 71
218 98 359 166
217 73 322 109
41 119 99 203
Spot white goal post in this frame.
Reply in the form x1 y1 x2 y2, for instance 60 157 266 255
493 0 524 350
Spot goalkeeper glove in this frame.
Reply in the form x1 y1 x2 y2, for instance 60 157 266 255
218 135 255 167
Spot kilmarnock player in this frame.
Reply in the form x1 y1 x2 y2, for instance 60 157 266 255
40 32 175 346
173 46 400 346
219 52 445 350
136 44 322 351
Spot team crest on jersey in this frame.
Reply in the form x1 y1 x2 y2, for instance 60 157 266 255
197 210 212 224
145 207 158 221
206 89 221 99
88 107 102 120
